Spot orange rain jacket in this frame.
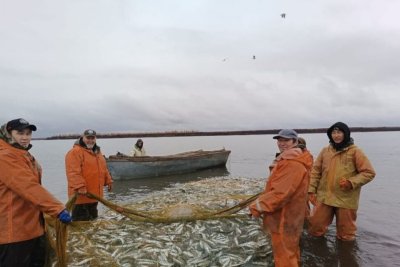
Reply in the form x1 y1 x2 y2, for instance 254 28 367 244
251 147 313 234
308 144 375 209
0 139 65 244
65 140 113 204
250 147 313 267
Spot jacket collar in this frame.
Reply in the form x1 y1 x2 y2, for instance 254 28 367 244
74 137 100 153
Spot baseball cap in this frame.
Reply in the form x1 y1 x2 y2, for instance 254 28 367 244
273 129 298 140
83 129 96 137
6 118 37 132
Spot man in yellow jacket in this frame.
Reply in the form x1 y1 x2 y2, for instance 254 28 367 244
65 129 113 221
0 118 71 267
308 122 375 241
249 129 313 267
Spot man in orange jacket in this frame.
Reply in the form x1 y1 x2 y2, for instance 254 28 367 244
0 118 71 267
65 129 113 221
249 129 313 267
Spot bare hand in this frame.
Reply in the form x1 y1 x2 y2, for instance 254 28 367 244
107 183 113 192
339 178 352 191
77 187 87 195
248 205 262 219
308 193 317 205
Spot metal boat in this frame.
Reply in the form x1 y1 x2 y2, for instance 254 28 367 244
106 149 231 180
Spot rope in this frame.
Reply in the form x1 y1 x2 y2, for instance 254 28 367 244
86 191 260 223
211 192 261 216
45 193 78 267
86 192 152 219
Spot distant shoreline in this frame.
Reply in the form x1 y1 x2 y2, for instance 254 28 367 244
38 126 400 140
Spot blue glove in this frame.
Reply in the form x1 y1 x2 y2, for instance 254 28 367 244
58 209 72 224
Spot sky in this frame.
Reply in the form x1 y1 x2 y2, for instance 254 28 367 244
1 0 399 137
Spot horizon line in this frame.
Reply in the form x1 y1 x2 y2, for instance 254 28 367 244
37 126 400 140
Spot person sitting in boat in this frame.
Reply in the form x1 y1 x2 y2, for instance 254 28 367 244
130 139 147 157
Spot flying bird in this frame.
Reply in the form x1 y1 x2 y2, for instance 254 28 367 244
281 13 286 18
253 55 256 60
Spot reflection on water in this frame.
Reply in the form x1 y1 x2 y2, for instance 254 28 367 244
337 239 360 267
301 228 361 267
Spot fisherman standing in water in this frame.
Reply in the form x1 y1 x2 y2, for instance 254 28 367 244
65 129 113 221
0 118 72 266
249 129 313 267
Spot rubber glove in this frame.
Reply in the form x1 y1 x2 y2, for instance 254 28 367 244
248 204 262 218
339 178 353 191
58 209 72 224
308 193 317 206
77 187 87 195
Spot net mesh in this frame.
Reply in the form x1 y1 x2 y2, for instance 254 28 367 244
45 177 273 266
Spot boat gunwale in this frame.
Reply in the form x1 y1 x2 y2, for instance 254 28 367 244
106 149 231 163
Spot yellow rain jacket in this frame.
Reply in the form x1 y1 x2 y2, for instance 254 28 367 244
308 144 375 209
65 141 113 204
0 139 65 244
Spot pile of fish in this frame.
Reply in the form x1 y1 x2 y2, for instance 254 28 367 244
50 177 274 266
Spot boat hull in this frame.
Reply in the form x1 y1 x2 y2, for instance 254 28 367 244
106 149 230 180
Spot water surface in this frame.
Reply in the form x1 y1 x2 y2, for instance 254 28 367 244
31 132 400 266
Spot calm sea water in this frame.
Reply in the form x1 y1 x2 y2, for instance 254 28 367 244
31 132 400 266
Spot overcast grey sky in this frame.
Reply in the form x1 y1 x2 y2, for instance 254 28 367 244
1 0 399 137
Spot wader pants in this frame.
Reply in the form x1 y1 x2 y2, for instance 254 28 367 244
0 234 46 267
72 202 98 221
270 232 301 267
308 202 357 241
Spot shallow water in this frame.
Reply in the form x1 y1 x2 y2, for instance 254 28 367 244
31 132 400 266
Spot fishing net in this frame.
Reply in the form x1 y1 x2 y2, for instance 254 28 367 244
45 177 274 266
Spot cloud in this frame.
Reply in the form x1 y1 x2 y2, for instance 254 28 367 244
1 1 400 137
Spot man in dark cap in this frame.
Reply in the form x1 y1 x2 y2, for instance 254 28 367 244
65 129 113 221
308 122 376 241
0 118 71 266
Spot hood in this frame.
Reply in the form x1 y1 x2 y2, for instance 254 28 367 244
277 147 313 170
0 123 12 143
327 121 353 151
